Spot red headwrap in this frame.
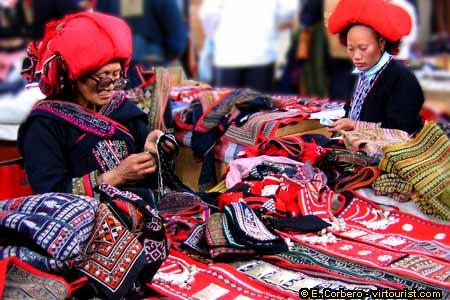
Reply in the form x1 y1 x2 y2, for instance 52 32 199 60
327 0 411 42
25 12 132 97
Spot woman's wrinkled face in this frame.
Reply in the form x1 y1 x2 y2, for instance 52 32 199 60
75 62 122 109
346 25 385 71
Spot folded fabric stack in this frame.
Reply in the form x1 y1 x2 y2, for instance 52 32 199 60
341 127 411 161
372 173 415 201
380 122 450 220
181 202 288 259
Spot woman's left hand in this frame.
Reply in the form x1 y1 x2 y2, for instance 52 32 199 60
327 118 356 132
144 130 177 156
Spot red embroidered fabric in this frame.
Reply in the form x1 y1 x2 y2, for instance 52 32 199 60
147 250 294 300
284 189 450 288
337 191 450 261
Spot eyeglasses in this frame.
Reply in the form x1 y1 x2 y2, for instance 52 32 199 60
89 75 128 91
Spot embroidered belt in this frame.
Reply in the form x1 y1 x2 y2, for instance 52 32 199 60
334 166 381 192
148 250 292 300
269 243 448 293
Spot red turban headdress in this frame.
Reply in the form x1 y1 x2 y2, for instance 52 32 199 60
327 0 412 42
23 12 132 97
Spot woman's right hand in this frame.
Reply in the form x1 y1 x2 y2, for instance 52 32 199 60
98 152 157 186
327 118 356 132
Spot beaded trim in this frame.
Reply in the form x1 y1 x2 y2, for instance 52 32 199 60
71 170 100 197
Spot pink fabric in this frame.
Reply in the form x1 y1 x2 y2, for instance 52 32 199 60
226 155 301 188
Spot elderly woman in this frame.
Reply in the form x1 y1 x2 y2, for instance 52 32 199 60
17 12 170 298
18 12 175 200
326 0 424 134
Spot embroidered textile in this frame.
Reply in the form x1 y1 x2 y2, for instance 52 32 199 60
349 74 371 120
349 57 391 120
96 184 168 273
0 257 71 300
155 133 192 198
72 171 100 197
205 213 256 259
157 191 205 216
372 173 414 202
195 88 273 133
148 250 292 300
206 213 230 248
270 244 444 293
337 193 450 261
181 224 210 256
380 121 450 220
93 140 129 173
234 260 383 297
334 166 381 192
87 184 167 298
226 155 300 188
341 127 410 161
287 188 450 287
128 66 172 131
223 110 308 146
0 193 98 272
239 135 305 160
77 203 146 299
31 93 127 139
244 161 298 181
288 234 450 288
316 149 375 187
224 202 287 253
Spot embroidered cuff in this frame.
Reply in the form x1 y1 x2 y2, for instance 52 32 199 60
354 121 381 130
72 170 100 197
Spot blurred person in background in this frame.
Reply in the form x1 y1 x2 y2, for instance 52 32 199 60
389 0 419 61
293 0 355 99
435 0 450 52
327 0 424 135
31 0 93 38
0 38 44 142
96 0 189 87
1 0 88 141
199 0 298 93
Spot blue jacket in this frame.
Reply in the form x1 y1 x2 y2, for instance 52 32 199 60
96 0 188 63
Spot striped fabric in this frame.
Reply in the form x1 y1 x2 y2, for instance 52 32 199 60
341 127 411 160
195 89 273 133
372 173 415 202
380 122 450 220
223 110 308 146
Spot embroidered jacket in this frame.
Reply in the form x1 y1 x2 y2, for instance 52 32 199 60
18 92 154 197
345 59 424 134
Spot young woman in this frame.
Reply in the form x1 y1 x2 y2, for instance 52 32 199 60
326 0 424 134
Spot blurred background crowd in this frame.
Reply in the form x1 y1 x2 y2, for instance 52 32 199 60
0 0 449 143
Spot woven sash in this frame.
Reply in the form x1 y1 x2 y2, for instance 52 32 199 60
334 166 381 192
380 122 450 220
341 127 410 160
148 250 291 300
372 173 415 202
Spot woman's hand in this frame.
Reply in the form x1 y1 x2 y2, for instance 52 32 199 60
327 118 356 132
98 152 157 186
144 129 177 155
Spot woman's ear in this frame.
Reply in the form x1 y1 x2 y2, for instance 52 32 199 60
379 37 386 53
